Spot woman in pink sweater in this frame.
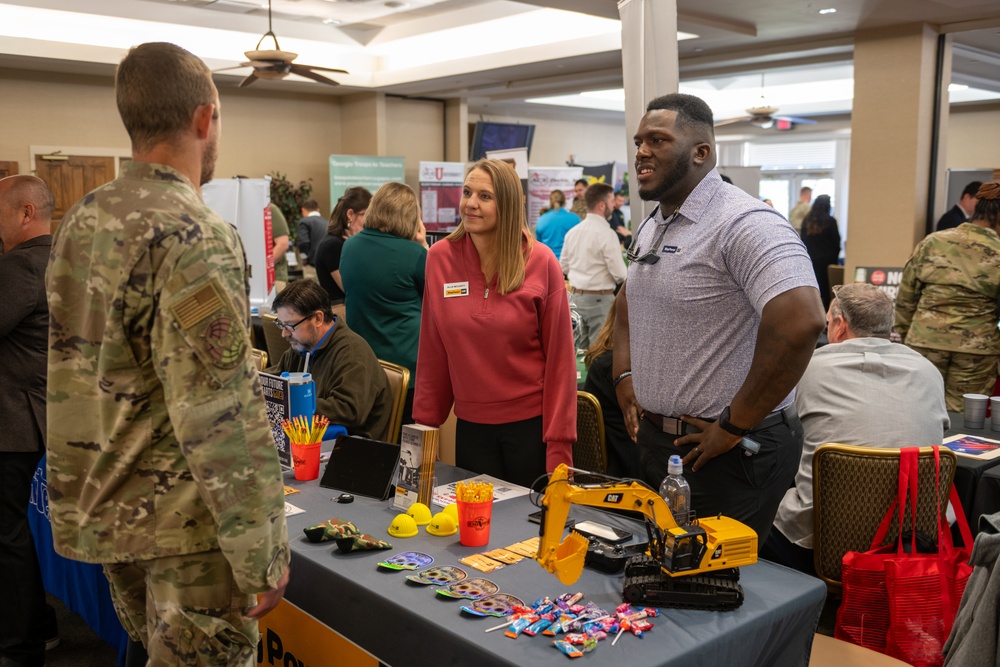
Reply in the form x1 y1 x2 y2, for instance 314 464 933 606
414 159 577 488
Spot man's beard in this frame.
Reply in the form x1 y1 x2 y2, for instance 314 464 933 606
200 138 218 186
638 151 689 202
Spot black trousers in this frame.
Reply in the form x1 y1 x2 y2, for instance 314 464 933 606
760 526 817 577
635 413 803 550
0 450 57 666
455 416 546 490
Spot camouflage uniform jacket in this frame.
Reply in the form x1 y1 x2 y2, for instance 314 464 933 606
894 222 1000 355
46 161 289 593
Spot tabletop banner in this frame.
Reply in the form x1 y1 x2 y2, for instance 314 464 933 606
418 161 464 233
256 599 376 667
259 372 292 469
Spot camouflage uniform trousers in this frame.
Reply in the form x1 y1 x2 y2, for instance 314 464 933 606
104 549 258 667
910 346 999 412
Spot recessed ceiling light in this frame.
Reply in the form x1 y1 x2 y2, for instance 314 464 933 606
322 18 341 24
818 8 837 14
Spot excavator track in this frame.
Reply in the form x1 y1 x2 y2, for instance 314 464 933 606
621 555 745 611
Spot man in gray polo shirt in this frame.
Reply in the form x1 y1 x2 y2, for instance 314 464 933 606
613 93 825 547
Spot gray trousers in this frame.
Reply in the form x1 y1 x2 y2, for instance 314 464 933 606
570 292 614 351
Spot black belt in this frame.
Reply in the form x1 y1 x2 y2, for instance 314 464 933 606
644 405 796 436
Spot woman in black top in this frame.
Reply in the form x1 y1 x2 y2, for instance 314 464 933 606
582 300 640 479
315 186 372 304
800 194 841 310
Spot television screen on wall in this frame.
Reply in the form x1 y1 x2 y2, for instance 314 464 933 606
469 122 535 161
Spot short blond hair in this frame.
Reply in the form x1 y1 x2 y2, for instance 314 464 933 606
116 43 216 153
364 182 420 239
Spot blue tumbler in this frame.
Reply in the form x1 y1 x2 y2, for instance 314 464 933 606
282 372 316 420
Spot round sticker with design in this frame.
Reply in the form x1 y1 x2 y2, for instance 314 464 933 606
203 316 246 368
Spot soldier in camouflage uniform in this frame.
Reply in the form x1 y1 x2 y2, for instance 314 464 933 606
894 181 1000 411
45 43 289 666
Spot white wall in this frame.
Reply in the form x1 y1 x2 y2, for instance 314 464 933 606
474 107 628 167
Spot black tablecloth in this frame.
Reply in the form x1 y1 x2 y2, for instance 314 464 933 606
946 412 1000 528
280 463 826 667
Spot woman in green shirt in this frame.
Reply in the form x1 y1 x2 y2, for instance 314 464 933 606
340 182 428 427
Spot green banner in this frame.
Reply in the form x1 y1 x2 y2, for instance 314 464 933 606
329 155 405 197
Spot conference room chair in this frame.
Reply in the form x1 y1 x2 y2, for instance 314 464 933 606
574 391 608 482
812 443 958 594
378 359 410 444
250 348 268 372
260 312 292 363
810 634 910 666
331 302 346 324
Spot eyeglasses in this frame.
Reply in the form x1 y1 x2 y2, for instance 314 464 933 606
625 208 679 265
273 313 313 332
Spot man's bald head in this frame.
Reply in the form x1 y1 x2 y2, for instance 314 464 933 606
0 175 55 253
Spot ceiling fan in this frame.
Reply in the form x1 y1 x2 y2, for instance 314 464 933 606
714 74 817 130
214 0 348 88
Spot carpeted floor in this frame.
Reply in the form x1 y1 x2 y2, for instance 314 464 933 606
44 593 117 667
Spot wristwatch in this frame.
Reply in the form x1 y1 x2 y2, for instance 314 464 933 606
718 406 751 437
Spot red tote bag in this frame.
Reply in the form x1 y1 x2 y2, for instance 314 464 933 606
834 447 974 663
884 449 974 667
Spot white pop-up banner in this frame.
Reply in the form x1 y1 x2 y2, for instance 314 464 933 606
203 177 274 310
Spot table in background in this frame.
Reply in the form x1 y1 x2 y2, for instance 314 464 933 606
280 464 826 667
28 456 129 666
946 411 1000 528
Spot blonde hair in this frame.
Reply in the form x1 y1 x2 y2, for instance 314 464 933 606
447 159 532 295
365 182 420 239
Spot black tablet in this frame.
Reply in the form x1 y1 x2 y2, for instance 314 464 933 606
320 434 400 500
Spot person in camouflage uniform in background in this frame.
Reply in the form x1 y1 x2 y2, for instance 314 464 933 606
45 42 289 666
894 182 1000 411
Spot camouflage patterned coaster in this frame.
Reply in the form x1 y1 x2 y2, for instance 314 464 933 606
303 518 360 543
336 534 393 553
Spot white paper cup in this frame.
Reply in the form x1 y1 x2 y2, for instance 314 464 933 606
963 393 989 429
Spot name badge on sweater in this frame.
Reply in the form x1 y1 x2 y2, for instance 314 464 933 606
443 281 469 298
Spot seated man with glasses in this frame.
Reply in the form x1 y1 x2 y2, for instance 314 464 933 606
764 283 948 574
268 279 392 440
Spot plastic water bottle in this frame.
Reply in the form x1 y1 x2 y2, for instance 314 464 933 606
660 455 691 526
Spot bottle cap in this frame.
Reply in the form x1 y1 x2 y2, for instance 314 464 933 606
668 454 683 476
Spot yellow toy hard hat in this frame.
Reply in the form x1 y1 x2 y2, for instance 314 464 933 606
388 513 418 538
406 502 432 526
443 503 459 523
426 511 457 537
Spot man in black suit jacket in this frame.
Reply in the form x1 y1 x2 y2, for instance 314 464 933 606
936 181 982 231
0 174 58 666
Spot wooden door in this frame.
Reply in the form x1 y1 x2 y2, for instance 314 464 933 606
35 154 116 232
0 161 18 177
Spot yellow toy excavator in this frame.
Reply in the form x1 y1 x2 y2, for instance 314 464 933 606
534 464 758 610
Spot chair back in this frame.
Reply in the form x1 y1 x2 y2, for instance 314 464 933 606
574 391 607 478
260 313 292 363
812 443 957 592
378 359 410 444
331 302 346 324
250 348 268 372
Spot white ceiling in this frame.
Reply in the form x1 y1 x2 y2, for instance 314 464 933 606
0 0 998 122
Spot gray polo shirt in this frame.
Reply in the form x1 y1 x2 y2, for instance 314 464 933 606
627 169 817 418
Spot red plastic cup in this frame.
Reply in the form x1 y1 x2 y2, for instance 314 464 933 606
291 442 321 481
457 499 493 547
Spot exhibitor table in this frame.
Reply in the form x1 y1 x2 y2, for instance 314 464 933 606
946 411 1000 527
280 464 826 667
